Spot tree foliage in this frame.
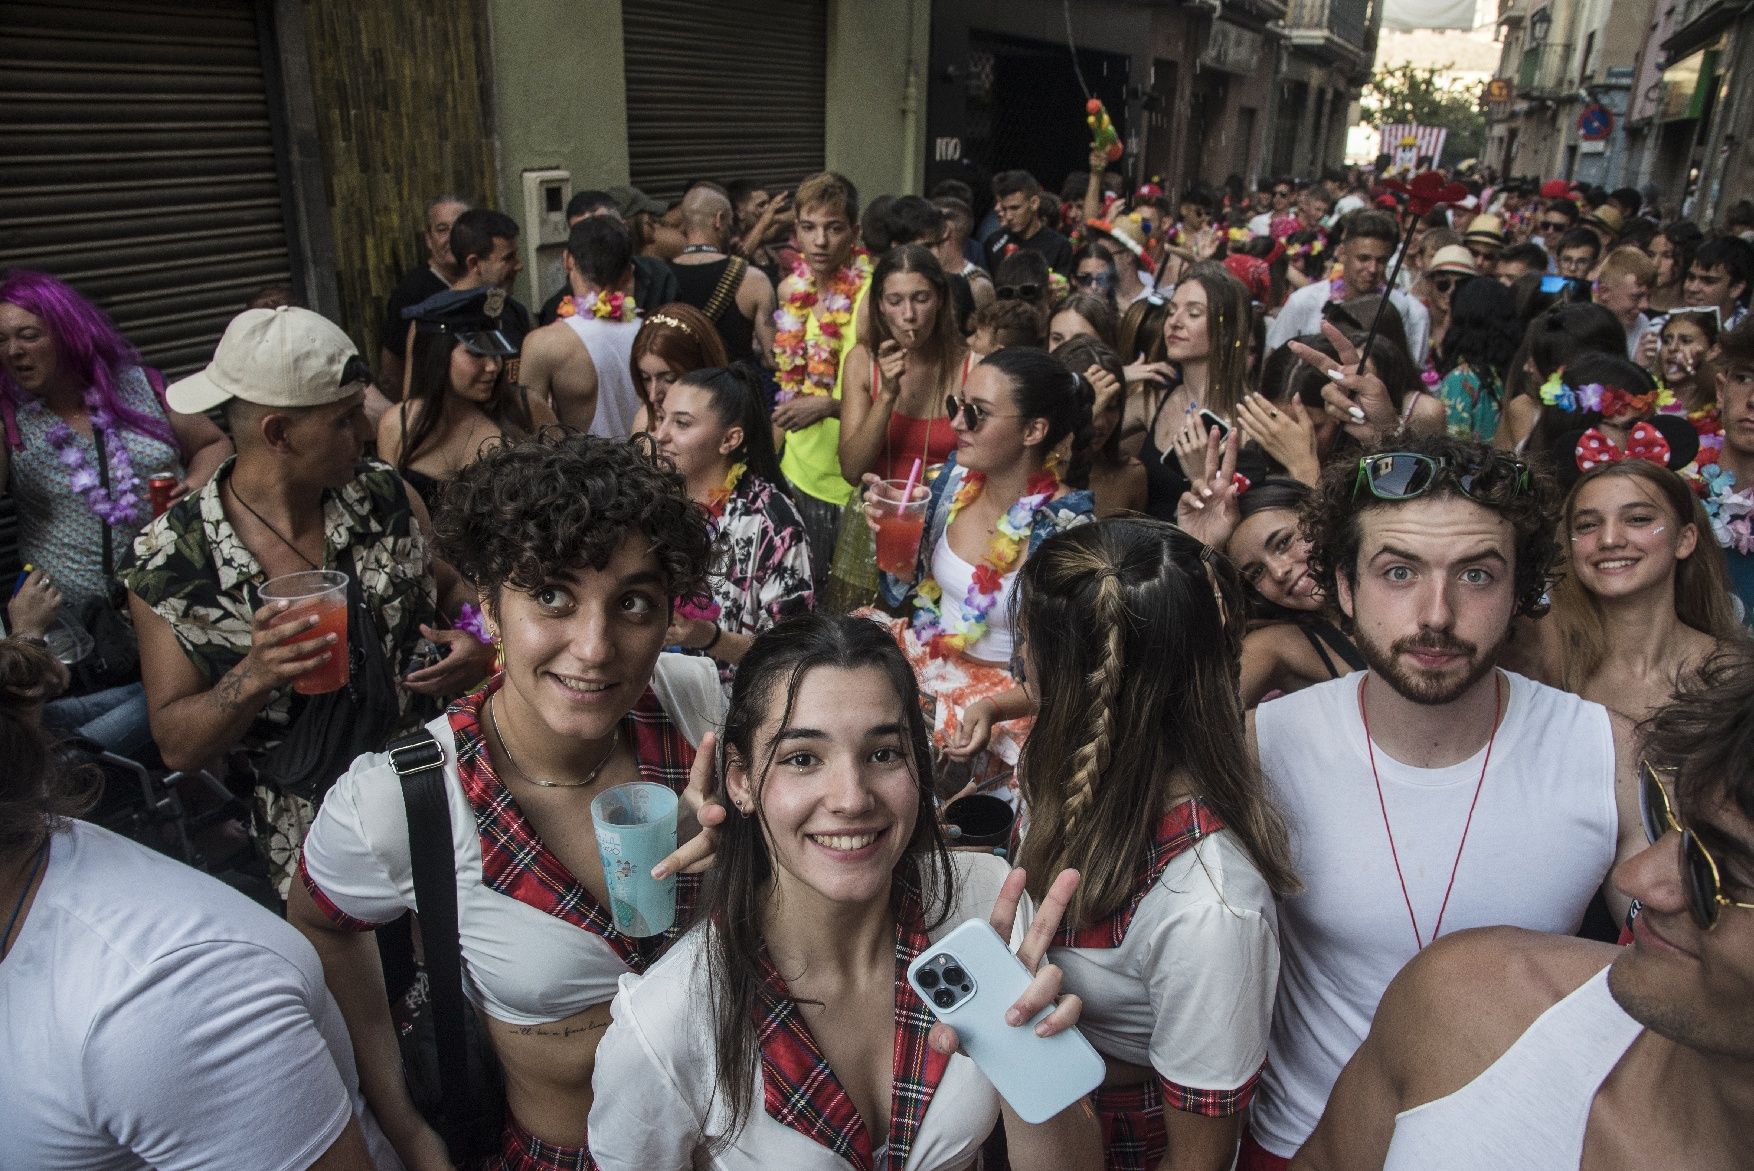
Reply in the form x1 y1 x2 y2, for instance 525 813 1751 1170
1361 62 1487 166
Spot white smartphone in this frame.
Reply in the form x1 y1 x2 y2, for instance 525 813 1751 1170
906 919 1106 1124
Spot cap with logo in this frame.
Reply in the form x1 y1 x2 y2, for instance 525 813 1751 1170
402 286 518 357
166 306 363 415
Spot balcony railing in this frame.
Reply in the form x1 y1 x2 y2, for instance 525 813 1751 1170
1286 0 1372 49
1517 41 1574 98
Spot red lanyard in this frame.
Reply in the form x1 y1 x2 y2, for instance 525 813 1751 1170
1358 671 1504 951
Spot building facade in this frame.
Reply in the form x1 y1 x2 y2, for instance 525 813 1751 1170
1273 0 1381 178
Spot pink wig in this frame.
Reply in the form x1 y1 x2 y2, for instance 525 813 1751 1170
0 270 175 449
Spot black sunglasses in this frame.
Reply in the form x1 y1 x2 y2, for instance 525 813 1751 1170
1640 762 1754 930
1539 219 1570 232
945 394 1023 430
1431 276 1462 294
1353 451 1532 505
996 283 1042 301
1074 271 1114 289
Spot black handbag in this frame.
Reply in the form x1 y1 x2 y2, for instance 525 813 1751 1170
388 729 506 1160
256 547 401 805
71 427 141 693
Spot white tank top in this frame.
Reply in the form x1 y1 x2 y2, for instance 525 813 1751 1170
929 531 1017 663
1385 968 1641 1169
562 313 642 437
1249 670 1618 1157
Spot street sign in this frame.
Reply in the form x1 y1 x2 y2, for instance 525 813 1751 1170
1578 103 1614 141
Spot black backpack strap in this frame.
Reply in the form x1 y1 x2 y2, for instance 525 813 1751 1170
389 729 475 1151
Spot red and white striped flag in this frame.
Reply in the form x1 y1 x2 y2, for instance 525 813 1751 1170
1379 124 1449 171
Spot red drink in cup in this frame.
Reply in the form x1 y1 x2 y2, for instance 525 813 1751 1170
872 479 929 578
260 570 350 695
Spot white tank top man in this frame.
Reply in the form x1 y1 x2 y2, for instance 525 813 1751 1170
1240 433 1645 1169
1293 656 1754 1171
519 215 645 438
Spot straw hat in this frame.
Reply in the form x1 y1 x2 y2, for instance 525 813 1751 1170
1585 204 1624 237
1463 213 1507 248
1426 245 1481 278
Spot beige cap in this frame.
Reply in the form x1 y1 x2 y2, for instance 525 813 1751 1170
167 307 360 414
1427 244 1481 277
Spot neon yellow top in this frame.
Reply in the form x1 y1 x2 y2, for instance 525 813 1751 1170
777 279 870 506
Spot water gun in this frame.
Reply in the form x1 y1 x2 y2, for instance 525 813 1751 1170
1086 99 1122 163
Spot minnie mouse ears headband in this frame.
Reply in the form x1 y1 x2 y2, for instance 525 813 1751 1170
1551 413 1699 491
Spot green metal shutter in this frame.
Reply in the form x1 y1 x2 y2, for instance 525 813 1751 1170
0 0 294 377
621 0 827 202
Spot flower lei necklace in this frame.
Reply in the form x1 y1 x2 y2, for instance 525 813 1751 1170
911 467 1060 659
773 249 871 401
25 392 147 526
704 461 746 524
554 288 639 322
1700 465 1754 554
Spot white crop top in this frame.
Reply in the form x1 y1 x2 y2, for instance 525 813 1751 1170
298 655 724 1026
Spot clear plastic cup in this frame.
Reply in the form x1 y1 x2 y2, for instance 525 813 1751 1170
42 617 93 666
260 570 350 695
590 781 679 937
871 478 929 577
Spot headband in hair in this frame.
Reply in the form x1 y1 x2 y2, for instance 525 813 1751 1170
645 313 693 335
1575 421 1670 472
1538 373 1674 417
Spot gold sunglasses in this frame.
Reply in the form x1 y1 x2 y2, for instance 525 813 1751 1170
1639 761 1754 931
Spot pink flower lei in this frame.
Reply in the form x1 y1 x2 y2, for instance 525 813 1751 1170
25 391 147 526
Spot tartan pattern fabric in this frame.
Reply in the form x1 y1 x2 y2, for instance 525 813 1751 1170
476 1112 598 1171
752 885 949 1170
1091 1079 1167 1171
453 680 700 973
1056 798 1227 949
296 854 387 932
1159 1062 1263 1118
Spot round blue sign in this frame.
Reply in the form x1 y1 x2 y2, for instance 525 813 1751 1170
1578 104 1614 141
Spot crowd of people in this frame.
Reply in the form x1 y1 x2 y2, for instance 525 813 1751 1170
4 151 1754 1171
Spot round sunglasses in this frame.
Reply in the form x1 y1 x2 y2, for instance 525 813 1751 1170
1640 761 1754 931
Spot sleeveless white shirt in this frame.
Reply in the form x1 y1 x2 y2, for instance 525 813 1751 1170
1249 670 1617 1158
561 313 642 437
1385 968 1641 1169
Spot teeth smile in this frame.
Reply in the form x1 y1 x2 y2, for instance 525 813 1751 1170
810 831 881 851
555 675 612 694
1596 559 1637 569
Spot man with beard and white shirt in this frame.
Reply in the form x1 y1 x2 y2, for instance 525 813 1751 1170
1234 427 1644 1171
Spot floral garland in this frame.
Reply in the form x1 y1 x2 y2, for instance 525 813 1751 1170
772 248 872 402
1226 226 1253 248
25 393 146 526
704 461 746 524
454 602 498 645
1538 374 1674 418
1700 465 1754 554
553 289 639 322
910 468 1059 659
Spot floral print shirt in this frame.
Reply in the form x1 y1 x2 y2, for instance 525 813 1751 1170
117 456 438 756
709 472 814 643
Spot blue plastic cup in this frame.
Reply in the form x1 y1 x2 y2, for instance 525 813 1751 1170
590 782 679 937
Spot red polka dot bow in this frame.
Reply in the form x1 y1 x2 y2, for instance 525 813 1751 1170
1575 421 1672 472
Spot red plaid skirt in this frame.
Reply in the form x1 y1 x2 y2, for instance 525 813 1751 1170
476 1115 596 1171
1092 1079 1168 1171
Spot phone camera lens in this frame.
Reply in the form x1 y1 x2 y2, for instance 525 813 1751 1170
917 968 939 989
943 965 966 986
933 987 956 1009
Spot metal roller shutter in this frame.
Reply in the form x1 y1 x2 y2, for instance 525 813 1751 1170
0 0 294 378
622 0 827 202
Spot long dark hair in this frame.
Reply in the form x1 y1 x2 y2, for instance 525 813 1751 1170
1231 476 1320 622
1439 277 1520 398
980 345 1098 489
397 329 534 476
701 614 955 1147
670 363 784 487
1014 519 1298 927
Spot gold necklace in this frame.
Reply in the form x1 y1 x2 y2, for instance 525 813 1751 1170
488 695 617 789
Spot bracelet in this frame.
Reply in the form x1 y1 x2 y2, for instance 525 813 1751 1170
701 624 723 654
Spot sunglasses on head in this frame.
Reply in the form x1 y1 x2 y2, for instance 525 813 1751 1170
1640 762 1754 931
996 283 1042 301
945 393 1024 430
1353 451 1532 505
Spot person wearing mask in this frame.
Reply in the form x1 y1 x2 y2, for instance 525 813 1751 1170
985 170 1075 277
520 215 643 436
1267 211 1431 362
0 637 404 1170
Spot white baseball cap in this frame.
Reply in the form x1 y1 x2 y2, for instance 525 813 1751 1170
167 306 362 414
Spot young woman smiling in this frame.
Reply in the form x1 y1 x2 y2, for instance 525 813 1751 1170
378 287 556 507
588 614 1102 1169
653 365 813 678
1526 460 1740 722
868 347 1097 801
290 433 726 1171
838 246 970 485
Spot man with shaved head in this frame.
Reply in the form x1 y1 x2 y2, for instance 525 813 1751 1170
668 182 776 363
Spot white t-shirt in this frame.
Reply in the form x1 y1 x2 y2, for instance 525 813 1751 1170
1248 670 1617 1158
1266 279 1432 363
1050 819 1278 1102
589 852 1027 1170
0 821 401 1171
299 655 724 1026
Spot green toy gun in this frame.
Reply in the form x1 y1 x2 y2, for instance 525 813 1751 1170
1086 98 1122 162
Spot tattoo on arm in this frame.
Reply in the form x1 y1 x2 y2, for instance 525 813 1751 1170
509 1020 610 1039
215 665 251 711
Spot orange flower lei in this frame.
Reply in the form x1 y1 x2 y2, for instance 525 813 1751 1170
555 289 638 323
772 248 871 402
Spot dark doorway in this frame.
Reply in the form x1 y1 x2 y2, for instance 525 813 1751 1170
1185 73 1230 186
961 30 1130 211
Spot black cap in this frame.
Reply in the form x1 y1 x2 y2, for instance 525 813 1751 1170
402 286 518 357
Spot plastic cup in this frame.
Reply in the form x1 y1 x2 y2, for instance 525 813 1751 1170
590 782 679 937
42 617 93 666
871 478 929 577
260 570 350 695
